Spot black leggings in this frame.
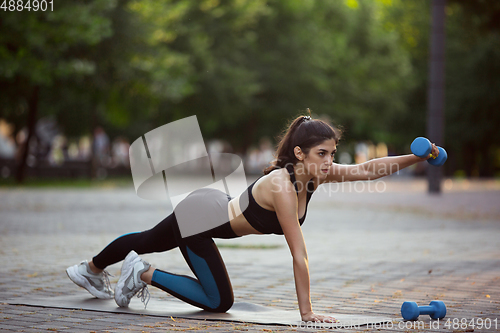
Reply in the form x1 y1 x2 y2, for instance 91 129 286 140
92 210 240 312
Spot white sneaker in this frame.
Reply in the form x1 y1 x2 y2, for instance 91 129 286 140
114 250 151 308
66 260 113 299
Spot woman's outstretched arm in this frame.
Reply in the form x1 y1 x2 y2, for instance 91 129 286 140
323 144 439 183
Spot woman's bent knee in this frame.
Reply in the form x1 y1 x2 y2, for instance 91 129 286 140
206 295 234 313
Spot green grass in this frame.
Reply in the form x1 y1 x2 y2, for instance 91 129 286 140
0 177 133 188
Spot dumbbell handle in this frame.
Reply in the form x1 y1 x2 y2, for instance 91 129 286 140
419 305 436 316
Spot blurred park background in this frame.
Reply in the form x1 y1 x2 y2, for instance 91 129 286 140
1 0 499 186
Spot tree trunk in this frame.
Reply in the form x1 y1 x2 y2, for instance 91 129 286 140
426 0 446 193
16 86 40 184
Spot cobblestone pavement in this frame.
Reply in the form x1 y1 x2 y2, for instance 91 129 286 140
0 178 499 332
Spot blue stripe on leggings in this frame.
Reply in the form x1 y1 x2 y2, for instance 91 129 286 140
151 247 220 309
109 232 140 244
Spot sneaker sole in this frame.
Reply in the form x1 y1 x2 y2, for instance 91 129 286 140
66 265 113 300
114 251 139 307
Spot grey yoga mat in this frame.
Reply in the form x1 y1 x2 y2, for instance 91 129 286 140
6 295 392 329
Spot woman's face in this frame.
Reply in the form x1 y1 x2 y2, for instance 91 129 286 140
302 139 337 178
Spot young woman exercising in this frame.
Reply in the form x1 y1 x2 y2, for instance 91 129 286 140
67 114 439 323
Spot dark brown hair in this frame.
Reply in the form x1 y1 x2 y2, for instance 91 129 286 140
263 110 341 175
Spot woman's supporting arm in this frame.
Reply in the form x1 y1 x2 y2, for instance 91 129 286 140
273 179 312 316
273 176 336 322
293 255 312 316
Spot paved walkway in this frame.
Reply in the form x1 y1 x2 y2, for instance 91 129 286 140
0 178 499 332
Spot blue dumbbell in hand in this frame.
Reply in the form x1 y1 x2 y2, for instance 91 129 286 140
401 300 447 321
411 137 448 166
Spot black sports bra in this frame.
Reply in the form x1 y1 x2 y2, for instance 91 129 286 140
240 164 315 235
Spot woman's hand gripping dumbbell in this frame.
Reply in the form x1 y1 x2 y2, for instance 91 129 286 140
411 137 448 166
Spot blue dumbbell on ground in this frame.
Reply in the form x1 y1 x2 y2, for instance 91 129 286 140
401 300 447 321
411 137 448 166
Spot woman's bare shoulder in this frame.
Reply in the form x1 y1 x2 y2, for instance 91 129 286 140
258 168 295 199
260 168 290 187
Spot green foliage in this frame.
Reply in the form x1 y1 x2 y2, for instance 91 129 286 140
0 0 114 85
126 0 414 149
445 1 500 176
380 0 500 175
374 0 431 149
1 0 498 176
